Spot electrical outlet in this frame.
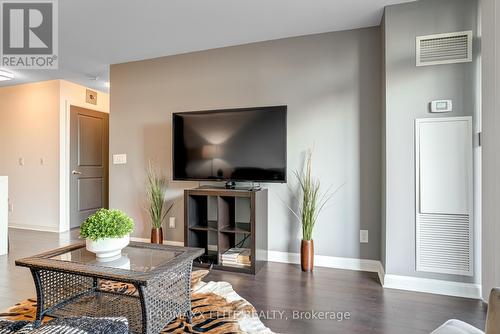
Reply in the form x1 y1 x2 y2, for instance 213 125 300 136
8 202 13 212
169 217 176 229
360 230 369 243
18 158 24 166
40 158 45 165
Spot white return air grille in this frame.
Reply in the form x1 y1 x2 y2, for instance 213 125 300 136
415 117 473 277
416 31 472 66
417 213 472 276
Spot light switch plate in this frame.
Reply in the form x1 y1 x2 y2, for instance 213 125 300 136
360 230 369 243
112 154 127 165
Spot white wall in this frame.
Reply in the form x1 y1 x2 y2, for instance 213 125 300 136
480 0 500 301
0 81 61 232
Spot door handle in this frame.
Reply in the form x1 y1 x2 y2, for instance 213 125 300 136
72 170 82 175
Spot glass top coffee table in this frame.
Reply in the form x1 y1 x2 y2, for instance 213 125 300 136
16 241 204 334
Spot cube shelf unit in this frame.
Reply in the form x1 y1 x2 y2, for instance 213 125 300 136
184 187 268 274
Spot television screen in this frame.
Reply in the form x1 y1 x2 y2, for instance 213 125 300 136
173 106 287 182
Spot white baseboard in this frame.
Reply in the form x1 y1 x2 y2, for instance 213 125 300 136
268 250 383 274
378 262 385 286
130 237 184 247
383 274 481 299
267 251 480 299
9 224 60 233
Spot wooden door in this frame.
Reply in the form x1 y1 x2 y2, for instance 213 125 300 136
70 106 109 228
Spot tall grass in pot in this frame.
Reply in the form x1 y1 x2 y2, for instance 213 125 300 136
146 162 174 244
289 149 338 271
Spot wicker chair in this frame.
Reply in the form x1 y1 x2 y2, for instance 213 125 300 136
431 288 500 334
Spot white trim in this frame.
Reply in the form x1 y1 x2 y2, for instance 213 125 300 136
267 251 481 299
0 177 8 255
383 274 481 299
268 250 383 274
130 237 184 247
378 262 385 286
59 99 71 233
9 224 60 233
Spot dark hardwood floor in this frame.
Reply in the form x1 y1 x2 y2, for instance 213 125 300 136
0 228 487 334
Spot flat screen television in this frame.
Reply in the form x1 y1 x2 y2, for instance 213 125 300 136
172 106 287 183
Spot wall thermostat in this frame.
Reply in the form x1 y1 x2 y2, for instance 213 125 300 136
430 100 452 113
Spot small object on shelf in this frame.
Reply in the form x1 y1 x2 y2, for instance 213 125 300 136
221 248 243 259
221 261 251 268
221 248 251 267
237 249 251 265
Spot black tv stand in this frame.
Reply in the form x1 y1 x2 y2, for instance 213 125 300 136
184 187 268 274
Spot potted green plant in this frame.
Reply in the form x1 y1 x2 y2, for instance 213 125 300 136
80 208 134 259
287 149 337 272
146 163 174 244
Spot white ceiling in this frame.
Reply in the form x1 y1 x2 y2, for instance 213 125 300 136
0 0 414 92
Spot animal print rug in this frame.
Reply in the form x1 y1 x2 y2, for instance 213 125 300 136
0 270 275 334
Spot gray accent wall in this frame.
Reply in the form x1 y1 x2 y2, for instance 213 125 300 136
382 0 479 283
109 28 382 260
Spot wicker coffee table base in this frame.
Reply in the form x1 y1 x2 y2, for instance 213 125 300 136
30 260 194 334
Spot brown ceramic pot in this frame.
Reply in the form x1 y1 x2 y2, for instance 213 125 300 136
301 239 314 272
151 227 163 244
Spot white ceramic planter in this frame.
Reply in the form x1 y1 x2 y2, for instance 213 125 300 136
86 235 130 259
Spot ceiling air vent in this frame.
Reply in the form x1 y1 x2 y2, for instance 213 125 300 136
416 31 472 66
